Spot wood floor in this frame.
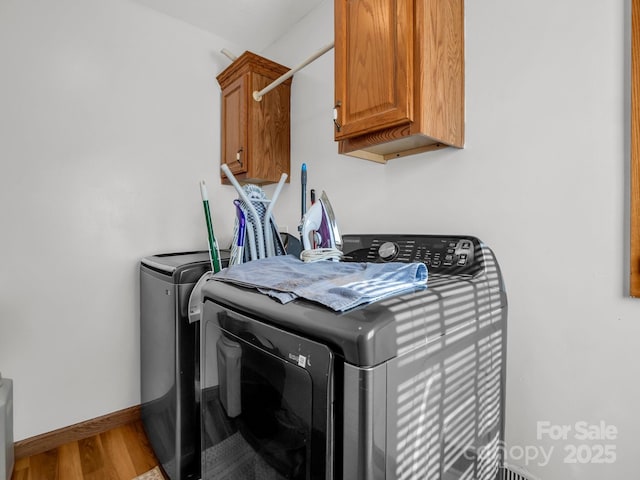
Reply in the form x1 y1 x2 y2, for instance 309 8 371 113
11 420 163 480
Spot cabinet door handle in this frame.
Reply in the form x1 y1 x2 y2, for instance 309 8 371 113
333 101 341 132
236 148 243 167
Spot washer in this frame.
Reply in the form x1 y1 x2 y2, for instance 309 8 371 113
199 234 507 480
140 250 229 480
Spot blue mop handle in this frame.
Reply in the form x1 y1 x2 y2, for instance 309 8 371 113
301 163 307 217
200 181 221 273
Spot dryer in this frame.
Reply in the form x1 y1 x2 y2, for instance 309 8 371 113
199 234 507 480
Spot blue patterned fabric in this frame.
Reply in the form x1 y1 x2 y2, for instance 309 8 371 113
212 255 428 312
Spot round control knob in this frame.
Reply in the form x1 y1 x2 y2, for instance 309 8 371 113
378 241 398 261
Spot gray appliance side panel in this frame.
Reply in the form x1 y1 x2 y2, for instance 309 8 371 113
385 317 506 480
139 268 179 478
385 350 444 480
0 377 13 480
478 243 508 468
342 363 387 480
140 269 177 405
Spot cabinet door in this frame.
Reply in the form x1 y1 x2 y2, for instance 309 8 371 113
221 74 248 176
334 0 413 140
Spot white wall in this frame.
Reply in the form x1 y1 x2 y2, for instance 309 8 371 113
1 0 639 479
0 0 244 440
262 0 640 479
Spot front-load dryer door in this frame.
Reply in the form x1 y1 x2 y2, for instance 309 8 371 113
201 300 334 480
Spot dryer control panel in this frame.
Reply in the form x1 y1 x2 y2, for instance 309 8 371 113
341 234 481 275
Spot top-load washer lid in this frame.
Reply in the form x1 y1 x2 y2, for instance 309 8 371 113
201 234 506 368
142 251 210 274
141 250 231 282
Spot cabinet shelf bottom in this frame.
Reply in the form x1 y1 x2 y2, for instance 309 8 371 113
338 129 462 163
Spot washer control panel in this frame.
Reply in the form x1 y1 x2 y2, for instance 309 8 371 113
341 234 480 274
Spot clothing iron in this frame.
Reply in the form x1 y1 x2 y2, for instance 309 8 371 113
301 191 342 251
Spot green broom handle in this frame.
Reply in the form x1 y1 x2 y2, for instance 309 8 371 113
200 181 221 273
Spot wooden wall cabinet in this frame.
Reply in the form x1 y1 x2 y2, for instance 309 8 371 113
217 51 291 185
334 0 464 163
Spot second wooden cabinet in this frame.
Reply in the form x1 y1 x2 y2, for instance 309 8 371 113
334 0 464 162
217 52 291 185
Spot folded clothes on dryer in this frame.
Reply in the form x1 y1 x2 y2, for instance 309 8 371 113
211 255 428 311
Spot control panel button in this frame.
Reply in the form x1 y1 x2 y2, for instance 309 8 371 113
378 241 398 261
